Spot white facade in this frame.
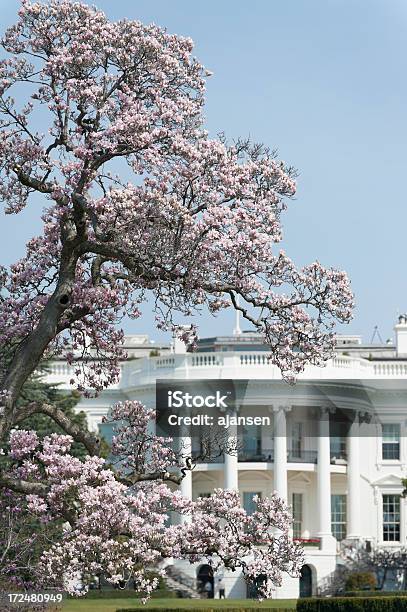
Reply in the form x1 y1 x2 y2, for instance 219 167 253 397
44 317 407 599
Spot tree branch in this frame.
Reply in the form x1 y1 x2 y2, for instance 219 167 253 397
15 402 101 456
14 167 55 194
0 475 48 497
118 471 184 486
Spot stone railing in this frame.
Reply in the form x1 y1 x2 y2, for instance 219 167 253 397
43 351 407 388
373 361 407 376
238 448 274 462
239 353 269 366
191 354 221 367
156 356 175 369
192 447 348 466
134 351 376 374
293 537 321 549
287 449 318 464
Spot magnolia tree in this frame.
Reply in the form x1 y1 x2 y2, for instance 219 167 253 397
338 543 407 592
0 0 353 599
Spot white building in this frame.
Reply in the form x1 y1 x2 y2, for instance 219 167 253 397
45 316 407 599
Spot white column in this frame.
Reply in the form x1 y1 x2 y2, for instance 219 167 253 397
273 406 288 502
347 411 360 539
224 408 239 489
317 408 333 549
179 425 192 524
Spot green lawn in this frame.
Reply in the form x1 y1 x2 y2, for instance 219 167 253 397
62 598 297 611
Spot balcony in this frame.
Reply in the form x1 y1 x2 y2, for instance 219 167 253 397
288 449 347 464
287 449 318 463
239 448 320 464
191 450 224 464
239 449 274 462
330 450 347 464
192 447 348 465
125 350 379 387
293 537 321 549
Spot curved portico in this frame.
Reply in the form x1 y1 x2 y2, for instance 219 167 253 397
149 374 377 549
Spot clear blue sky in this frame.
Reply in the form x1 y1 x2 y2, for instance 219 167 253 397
1 0 406 344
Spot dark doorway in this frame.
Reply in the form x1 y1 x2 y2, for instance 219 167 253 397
197 564 214 598
299 565 313 598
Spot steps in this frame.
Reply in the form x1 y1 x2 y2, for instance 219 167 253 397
165 566 202 599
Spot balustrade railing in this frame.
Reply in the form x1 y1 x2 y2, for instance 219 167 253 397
373 362 407 376
45 350 407 381
239 353 269 366
192 447 348 465
287 449 318 463
191 354 220 367
238 449 274 462
330 450 347 463
191 450 224 464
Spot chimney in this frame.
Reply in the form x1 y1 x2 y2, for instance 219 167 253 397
394 314 407 356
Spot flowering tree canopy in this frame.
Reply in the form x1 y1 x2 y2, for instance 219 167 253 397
0 0 353 598
1 402 305 598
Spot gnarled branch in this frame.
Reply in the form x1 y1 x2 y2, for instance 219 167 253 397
15 402 101 456
0 475 48 497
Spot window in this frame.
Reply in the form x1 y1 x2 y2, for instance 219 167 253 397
383 494 400 542
243 491 261 516
291 422 302 458
198 492 211 499
331 494 347 541
382 424 400 460
292 493 303 538
241 424 261 454
330 436 346 460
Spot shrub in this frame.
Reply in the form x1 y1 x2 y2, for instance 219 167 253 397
117 608 294 612
343 591 407 598
297 596 407 612
344 572 377 592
